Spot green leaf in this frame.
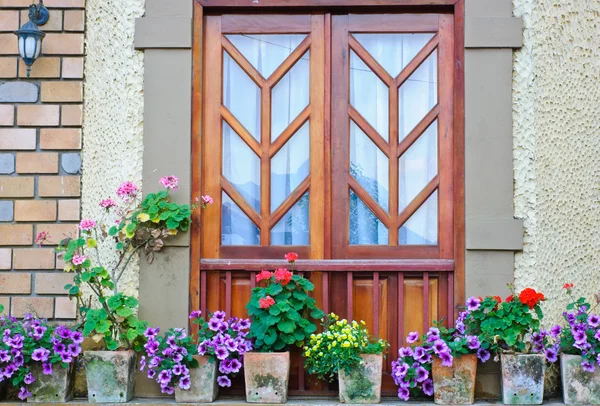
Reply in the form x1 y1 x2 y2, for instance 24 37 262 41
277 319 295 334
159 211 171 221
265 314 281 326
107 295 122 309
116 306 133 317
127 328 139 341
116 242 124 250
166 218 179 230
81 272 92 282
264 329 277 345
69 285 79 295
109 226 119 236
83 320 97 336
106 340 119 351
269 284 283 296
95 320 112 334
87 239 97 248
310 308 324 319
124 297 138 308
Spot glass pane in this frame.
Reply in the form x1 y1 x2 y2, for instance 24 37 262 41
350 121 389 212
271 51 310 141
350 50 389 141
226 34 307 78
222 192 260 246
271 121 310 211
223 52 261 140
271 193 309 245
399 50 437 140
399 121 438 212
222 122 260 212
349 190 388 245
399 190 438 245
353 33 435 77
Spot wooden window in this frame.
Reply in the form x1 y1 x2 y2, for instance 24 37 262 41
193 5 464 395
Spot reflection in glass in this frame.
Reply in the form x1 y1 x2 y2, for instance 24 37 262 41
271 122 310 211
399 190 438 245
271 193 309 245
223 52 261 141
399 51 438 140
350 121 389 212
222 122 260 212
350 50 389 140
350 190 388 245
226 34 307 78
399 121 438 212
222 192 260 246
271 51 310 141
353 33 435 77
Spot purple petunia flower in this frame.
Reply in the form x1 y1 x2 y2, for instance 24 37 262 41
565 312 577 326
139 356 146 372
413 346 426 360
225 338 238 352
173 353 184 363
24 372 35 385
144 339 159 356
213 311 226 321
545 347 558 363
0 350 9 363
18 387 32 400
393 362 409 378
467 335 480 350
179 375 191 390
426 327 440 342
166 336 177 348
219 360 232 374
589 315 600 328
582 360 595 373
215 346 229 361
218 322 229 334
208 319 221 332
229 358 242 373
144 327 160 339
573 329 588 345
189 310 202 319
32 348 50 362
53 342 66 354
439 351 453 367
68 343 81 357
466 296 481 312
550 324 561 338
147 369 156 379
398 347 413 358
217 375 231 387
432 339 448 355
162 386 175 395
42 363 52 375
60 352 73 363
70 330 84 344
238 318 251 330
172 364 184 376
406 332 419 344
158 370 172 386
13 354 24 367
532 332 543 345
149 356 162 368
198 343 208 356
477 348 491 363
422 379 434 396
58 327 71 340
416 366 429 383
397 386 410 401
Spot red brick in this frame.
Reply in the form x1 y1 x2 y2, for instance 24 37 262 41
0 249 11 269
60 105 82 126
0 225 32 246
13 248 55 270
0 57 16 78
44 0 85 7
19 9 62 32
0 105 14 126
40 128 81 150
58 199 80 221
0 0 35 6
16 152 59 174
0 34 17 55
14 200 57 222
35 223 78 245
0 128 36 150
43 34 84 55
17 105 60 127
0 11 18 32
34 272 74 294
0 177 34 198
38 176 81 197
55 297 76 319
18 57 60 78
64 10 84 31
11 297 53 318
61 58 84 79
41 82 83 103
0 272 31 294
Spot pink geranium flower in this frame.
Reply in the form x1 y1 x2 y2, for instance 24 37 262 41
72 255 87 266
79 219 96 232
99 198 116 209
116 181 139 200
160 176 179 190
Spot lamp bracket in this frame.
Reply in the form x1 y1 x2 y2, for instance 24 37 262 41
28 1 49 26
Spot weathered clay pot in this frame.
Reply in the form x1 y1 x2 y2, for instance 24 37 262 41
27 362 75 403
432 353 477 405
83 350 136 403
244 352 289 403
338 353 383 404
561 353 600 404
501 353 545 404
175 355 218 403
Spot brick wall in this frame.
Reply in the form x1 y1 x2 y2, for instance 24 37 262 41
0 0 85 319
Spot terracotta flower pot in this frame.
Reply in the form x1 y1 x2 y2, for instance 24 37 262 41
501 353 545 405
432 353 477 405
175 355 218 403
244 351 289 403
338 353 383 404
27 362 75 403
83 350 136 403
561 353 600 404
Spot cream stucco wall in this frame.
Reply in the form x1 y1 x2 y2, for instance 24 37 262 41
513 0 600 323
82 0 146 298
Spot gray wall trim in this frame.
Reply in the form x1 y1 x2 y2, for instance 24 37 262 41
465 17 523 48
134 17 192 49
464 0 524 297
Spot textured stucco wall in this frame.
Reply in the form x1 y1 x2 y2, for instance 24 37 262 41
82 0 146 298
513 0 600 323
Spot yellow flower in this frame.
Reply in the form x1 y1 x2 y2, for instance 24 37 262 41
166 229 178 236
318 352 323 357
342 341 351 348
354 343 359 347
360 320 366 325
137 213 150 222
310 334 316 340
332 341 337 347
63 263 74 273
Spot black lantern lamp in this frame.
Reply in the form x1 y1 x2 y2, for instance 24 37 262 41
14 1 49 78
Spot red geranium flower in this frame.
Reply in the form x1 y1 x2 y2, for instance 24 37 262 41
274 268 293 286
505 295 514 303
259 296 275 309
285 252 299 263
563 283 574 290
256 270 273 283
519 288 545 309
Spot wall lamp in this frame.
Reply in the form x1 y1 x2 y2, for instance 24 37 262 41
14 1 49 78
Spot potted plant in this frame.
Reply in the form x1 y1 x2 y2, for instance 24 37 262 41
468 288 550 405
303 314 388 403
44 176 210 403
392 305 490 405
558 283 600 404
245 252 324 403
0 313 81 402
